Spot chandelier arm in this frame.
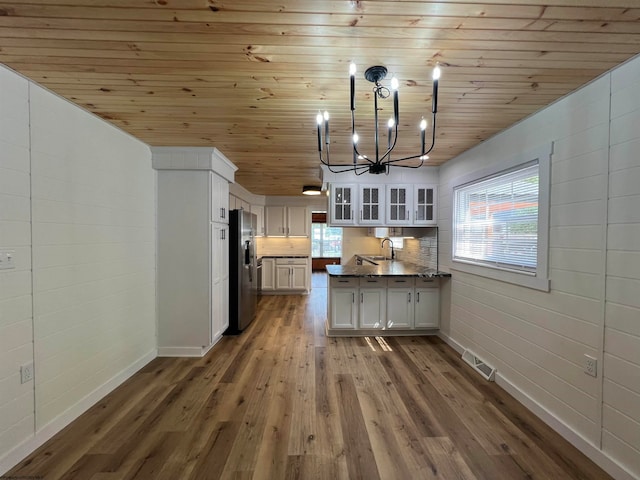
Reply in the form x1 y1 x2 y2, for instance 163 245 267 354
321 157 370 174
352 144 376 165
384 111 438 164
379 123 400 163
319 147 368 174
423 113 437 156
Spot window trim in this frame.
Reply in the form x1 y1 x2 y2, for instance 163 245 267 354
450 143 552 292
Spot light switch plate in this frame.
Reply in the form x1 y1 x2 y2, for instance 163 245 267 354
0 250 16 270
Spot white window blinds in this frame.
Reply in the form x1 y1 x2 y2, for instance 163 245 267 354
453 162 539 274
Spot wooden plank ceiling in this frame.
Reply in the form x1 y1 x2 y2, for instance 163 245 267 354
1 1 639 196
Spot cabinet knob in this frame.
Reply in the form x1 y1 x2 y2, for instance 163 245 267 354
408 292 411 303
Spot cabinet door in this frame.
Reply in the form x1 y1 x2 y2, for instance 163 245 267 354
211 223 227 341
275 265 292 289
221 225 229 280
287 206 309 236
386 186 412 225
359 185 384 225
414 287 439 328
330 288 358 329
252 205 265 236
359 288 386 328
265 206 286 236
386 288 414 329
262 258 276 290
291 264 308 290
330 184 356 225
414 185 437 225
211 173 229 223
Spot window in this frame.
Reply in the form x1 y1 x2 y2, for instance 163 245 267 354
312 224 342 258
451 144 551 291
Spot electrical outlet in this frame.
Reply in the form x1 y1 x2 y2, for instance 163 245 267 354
0 249 16 270
584 355 597 377
20 363 34 384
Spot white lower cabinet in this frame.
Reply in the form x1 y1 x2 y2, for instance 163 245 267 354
414 278 440 328
328 276 439 333
329 279 359 329
262 257 309 293
387 278 414 329
261 258 276 290
358 278 387 328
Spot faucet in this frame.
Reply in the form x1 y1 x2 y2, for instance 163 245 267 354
381 237 395 260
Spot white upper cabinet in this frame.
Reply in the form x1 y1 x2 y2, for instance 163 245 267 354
266 206 287 236
287 206 309 236
413 185 437 225
359 185 385 225
211 172 229 224
386 185 412 225
330 184 357 225
251 204 265 236
265 205 309 237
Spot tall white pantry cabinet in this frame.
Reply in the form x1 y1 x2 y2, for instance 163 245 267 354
152 147 238 357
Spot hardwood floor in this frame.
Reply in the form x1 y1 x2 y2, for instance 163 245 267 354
8 274 613 479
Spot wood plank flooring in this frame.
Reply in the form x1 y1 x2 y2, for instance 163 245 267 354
8 274 613 479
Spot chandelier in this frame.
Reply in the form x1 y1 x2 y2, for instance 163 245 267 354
317 63 440 175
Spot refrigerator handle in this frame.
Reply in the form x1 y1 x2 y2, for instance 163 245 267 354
244 240 251 265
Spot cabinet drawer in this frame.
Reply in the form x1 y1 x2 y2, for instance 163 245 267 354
275 257 308 265
388 277 415 287
330 277 359 288
359 277 387 287
416 277 439 287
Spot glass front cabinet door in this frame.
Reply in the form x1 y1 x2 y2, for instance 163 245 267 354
359 185 384 225
330 184 356 225
414 185 437 225
386 185 412 225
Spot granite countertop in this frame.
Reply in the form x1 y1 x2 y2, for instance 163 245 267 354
260 255 309 258
326 260 451 278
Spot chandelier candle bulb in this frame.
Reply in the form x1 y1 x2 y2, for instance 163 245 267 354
432 66 440 114
391 76 399 124
420 118 427 153
388 118 394 149
316 112 323 151
324 111 330 146
350 63 356 111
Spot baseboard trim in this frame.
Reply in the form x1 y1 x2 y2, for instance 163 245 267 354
157 335 221 358
437 331 465 354
0 349 157 476
158 346 206 357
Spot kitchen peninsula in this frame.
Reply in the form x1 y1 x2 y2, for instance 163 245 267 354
326 258 450 336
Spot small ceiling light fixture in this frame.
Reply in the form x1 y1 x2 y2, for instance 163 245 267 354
302 185 322 195
316 63 441 175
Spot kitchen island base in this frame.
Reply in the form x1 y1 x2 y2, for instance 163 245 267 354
326 262 450 336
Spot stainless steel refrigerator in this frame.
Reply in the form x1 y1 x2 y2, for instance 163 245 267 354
227 209 258 333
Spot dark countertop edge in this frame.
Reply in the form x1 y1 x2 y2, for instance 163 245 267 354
327 272 451 278
326 261 451 278
259 255 309 258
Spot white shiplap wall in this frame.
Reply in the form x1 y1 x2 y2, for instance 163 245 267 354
29 84 157 429
0 67 34 469
438 55 640 480
0 64 158 474
603 59 640 476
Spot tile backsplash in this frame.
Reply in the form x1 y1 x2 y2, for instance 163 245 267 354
395 228 438 270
